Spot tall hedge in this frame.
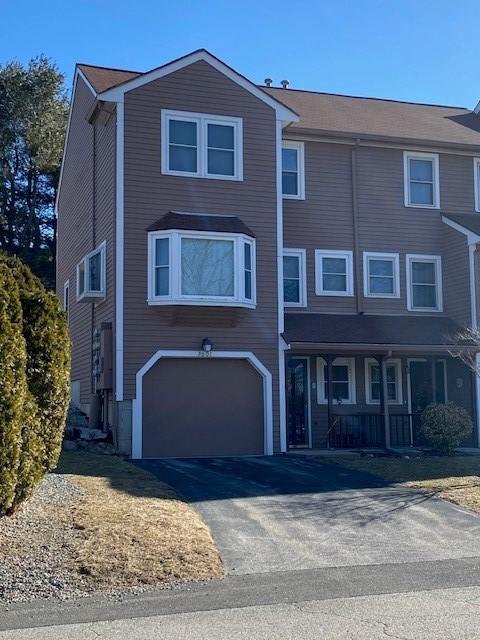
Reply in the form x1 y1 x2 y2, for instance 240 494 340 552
0 265 26 514
0 255 70 515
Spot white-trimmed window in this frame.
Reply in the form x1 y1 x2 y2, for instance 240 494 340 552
161 110 243 180
317 357 356 405
403 151 440 208
63 280 70 319
282 141 305 199
406 254 443 312
148 230 255 307
283 249 307 307
363 252 400 298
365 358 403 405
474 157 480 212
315 250 354 296
76 242 106 302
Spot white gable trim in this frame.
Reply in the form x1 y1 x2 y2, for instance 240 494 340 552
442 215 480 245
131 350 274 458
98 50 299 123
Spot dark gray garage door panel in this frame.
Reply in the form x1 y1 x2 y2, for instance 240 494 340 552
142 358 264 457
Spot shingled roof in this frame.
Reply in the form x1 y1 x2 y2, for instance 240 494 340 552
284 313 475 349
75 59 480 149
77 64 141 93
264 87 480 149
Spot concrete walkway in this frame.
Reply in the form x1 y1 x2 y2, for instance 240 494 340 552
139 455 480 574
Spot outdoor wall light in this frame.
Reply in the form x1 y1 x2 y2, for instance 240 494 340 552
201 337 213 353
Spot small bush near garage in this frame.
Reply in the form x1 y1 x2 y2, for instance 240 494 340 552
0 255 70 515
421 402 473 455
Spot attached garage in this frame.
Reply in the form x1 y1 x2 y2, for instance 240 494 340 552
135 353 271 458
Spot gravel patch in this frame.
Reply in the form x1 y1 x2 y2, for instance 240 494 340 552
0 474 92 604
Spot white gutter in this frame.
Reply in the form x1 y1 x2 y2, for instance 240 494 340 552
115 99 125 401
276 117 287 453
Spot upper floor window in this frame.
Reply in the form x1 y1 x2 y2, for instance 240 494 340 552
76 242 106 303
317 357 356 405
315 250 354 297
283 249 307 307
282 141 305 199
403 151 440 209
363 252 400 298
474 158 480 212
406 254 443 312
161 110 243 181
148 230 255 308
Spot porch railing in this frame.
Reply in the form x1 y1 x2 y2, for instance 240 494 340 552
328 414 385 448
329 413 423 448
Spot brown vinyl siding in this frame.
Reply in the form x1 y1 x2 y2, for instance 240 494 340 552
56 76 116 406
284 141 478 322
292 354 474 448
122 60 281 449
442 225 470 327
284 142 355 314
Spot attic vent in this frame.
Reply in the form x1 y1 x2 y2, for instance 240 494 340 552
281 79 290 89
264 78 273 87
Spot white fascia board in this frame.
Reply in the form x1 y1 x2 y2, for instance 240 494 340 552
442 215 480 245
97 50 299 123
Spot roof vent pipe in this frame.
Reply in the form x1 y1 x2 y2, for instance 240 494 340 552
281 79 289 89
264 78 273 87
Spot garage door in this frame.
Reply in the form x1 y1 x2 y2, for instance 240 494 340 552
142 358 265 457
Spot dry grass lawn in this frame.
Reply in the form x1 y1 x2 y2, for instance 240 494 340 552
334 455 480 513
56 452 222 590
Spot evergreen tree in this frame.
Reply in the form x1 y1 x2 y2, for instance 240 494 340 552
0 56 68 287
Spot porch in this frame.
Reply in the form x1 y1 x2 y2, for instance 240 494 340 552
283 313 479 451
286 353 476 450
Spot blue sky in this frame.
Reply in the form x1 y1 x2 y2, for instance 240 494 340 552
2 0 479 108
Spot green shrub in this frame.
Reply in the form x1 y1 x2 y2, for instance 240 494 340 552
421 402 473 455
0 264 27 514
0 255 70 515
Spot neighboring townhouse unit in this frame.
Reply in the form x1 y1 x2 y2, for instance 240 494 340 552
56 49 480 458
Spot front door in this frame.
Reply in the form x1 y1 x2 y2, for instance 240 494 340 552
408 359 446 445
409 359 446 413
286 357 309 447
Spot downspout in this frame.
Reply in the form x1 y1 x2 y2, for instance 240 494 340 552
90 124 97 395
468 242 480 446
276 118 288 453
351 140 362 314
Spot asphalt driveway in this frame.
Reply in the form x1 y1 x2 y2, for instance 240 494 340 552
139 455 480 575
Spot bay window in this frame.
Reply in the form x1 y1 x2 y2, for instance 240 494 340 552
161 110 243 180
148 230 255 307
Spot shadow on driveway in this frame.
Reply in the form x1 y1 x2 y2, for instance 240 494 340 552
137 455 480 575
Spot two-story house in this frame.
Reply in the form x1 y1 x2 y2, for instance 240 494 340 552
56 49 480 458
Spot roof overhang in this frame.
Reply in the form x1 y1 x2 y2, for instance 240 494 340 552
97 49 299 124
442 215 480 244
285 341 479 354
283 126 480 155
